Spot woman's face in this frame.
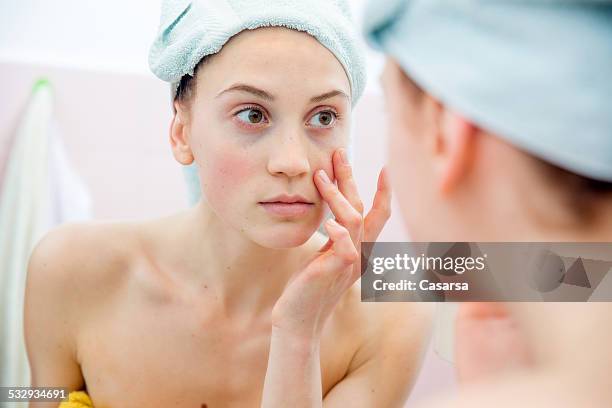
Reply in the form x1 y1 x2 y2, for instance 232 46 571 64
179 27 351 248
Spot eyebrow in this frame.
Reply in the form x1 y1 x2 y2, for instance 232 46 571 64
216 84 274 101
216 83 350 104
310 89 350 103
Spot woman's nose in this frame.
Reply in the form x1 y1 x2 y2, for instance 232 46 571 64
267 134 311 178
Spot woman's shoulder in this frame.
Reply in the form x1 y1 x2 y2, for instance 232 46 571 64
26 219 157 313
335 281 434 340
24 220 150 382
29 221 139 282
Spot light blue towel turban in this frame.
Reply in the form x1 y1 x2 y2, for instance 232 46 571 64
363 0 612 182
148 0 366 205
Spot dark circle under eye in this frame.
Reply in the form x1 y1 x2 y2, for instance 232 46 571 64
248 109 263 123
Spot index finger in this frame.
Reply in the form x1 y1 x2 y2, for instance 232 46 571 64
314 169 363 245
333 148 364 215
363 167 392 241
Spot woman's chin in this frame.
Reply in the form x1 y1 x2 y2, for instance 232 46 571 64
251 223 318 249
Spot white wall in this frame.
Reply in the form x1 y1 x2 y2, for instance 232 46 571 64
0 0 384 93
0 0 161 75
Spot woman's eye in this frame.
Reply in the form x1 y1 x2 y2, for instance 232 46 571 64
236 108 267 124
308 111 337 128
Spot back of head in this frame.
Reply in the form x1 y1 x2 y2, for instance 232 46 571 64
364 0 612 233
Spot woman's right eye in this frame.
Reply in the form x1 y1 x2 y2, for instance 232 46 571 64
235 107 268 125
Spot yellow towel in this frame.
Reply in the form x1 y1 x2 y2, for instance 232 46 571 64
58 391 93 408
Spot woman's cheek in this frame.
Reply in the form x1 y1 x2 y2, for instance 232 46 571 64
201 147 255 204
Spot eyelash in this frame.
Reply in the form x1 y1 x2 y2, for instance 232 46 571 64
232 105 341 130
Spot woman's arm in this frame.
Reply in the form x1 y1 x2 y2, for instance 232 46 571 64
262 327 323 407
24 226 86 408
261 209 360 407
263 301 433 408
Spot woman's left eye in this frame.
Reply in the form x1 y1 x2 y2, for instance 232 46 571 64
307 111 337 128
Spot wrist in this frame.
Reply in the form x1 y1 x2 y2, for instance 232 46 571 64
270 324 321 353
270 305 323 342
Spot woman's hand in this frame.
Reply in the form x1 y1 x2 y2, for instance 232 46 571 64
270 148 391 340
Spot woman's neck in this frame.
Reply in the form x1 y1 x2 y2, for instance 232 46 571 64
170 200 318 318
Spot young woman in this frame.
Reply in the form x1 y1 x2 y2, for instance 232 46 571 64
364 0 612 406
24 1 432 407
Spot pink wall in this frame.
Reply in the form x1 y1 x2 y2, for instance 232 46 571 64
0 60 455 404
0 61 187 220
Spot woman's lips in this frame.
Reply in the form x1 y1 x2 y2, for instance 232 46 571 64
259 202 314 217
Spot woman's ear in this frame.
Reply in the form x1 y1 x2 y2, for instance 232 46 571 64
430 103 478 195
170 100 195 165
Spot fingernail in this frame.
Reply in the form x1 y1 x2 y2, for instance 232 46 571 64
318 170 331 184
339 149 349 165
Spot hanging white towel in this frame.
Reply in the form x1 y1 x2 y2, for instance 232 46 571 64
0 79 92 396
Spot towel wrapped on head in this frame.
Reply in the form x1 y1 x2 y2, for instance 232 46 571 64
148 0 365 103
363 0 612 182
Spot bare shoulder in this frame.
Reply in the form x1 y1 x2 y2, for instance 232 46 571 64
24 218 169 329
24 220 144 391
337 284 434 362
27 221 140 302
